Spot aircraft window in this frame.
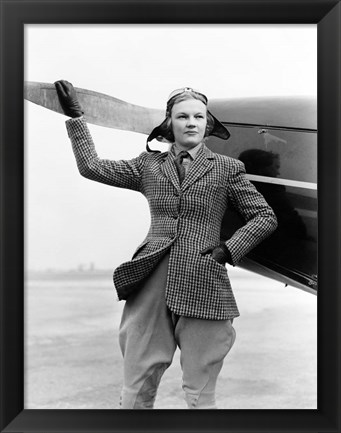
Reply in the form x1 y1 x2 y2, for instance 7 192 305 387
207 126 317 185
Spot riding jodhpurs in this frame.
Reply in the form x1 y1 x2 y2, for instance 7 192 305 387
118 252 236 409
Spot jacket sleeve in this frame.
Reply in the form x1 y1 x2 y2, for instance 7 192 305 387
65 117 148 192
225 159 278 265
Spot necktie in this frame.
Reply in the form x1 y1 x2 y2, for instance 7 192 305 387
174 151 189 184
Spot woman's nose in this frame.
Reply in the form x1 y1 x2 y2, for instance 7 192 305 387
186 116 196 126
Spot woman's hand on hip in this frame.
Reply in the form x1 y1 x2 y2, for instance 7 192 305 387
200 243 233 265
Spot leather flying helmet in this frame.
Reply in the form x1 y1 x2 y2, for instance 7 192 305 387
146 87 230 152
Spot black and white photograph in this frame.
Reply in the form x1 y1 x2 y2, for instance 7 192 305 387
24 24 317 410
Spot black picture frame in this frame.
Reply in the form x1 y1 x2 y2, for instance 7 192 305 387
1 0 340 432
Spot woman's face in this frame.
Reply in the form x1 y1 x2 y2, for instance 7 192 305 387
170 99 207 149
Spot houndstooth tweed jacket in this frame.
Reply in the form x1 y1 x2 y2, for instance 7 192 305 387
66 117 277 320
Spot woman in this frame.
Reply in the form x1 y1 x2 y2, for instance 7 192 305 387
55 80 278 409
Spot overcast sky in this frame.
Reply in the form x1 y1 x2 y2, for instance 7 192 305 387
24 24 317 271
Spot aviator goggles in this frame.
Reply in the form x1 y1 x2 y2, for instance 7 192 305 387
167 87 208 104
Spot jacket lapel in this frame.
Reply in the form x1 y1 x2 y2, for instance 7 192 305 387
181 145 215 191
160 152 180 190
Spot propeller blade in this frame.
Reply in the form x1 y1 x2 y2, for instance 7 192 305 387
24 81 164 135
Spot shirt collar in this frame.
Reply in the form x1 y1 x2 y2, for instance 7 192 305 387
171 141 203 160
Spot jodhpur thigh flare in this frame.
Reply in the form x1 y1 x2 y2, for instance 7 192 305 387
174 314 236 409
119 253 176 409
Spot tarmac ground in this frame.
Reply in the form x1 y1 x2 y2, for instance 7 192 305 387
25 267 317 409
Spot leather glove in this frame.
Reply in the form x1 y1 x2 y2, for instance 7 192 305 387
200 243 233 265
54 80 84 118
